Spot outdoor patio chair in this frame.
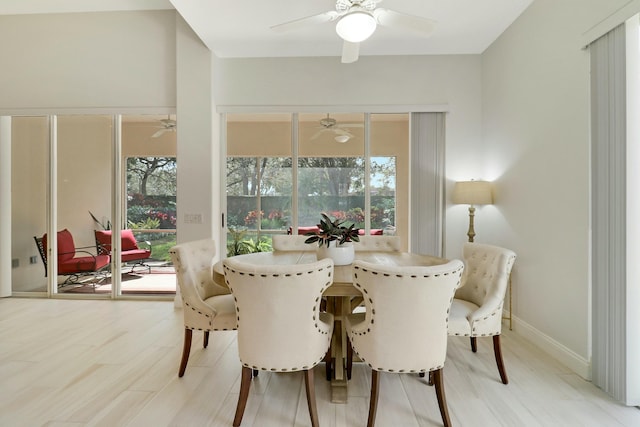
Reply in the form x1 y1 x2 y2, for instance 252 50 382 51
34 229 110 286
94 229 152 273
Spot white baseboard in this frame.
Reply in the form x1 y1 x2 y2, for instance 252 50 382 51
510 313 591 381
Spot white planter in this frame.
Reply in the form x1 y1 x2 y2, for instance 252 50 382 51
316 241 355 266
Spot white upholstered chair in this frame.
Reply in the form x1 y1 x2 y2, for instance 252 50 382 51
169 239 236 377
271 234 315 251
222 257 334 427
448 242 517 384
345 259 464 427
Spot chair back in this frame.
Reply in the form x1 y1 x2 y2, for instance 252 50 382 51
169 239 229 304
350 259 464 371
95 229 141 254
353 235 401 252
272 235 315 251
223 257 334 371
42 229 76 263
455 242 516 310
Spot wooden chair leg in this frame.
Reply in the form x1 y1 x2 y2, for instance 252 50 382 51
324 347 332 381
493 334 509 384
346 336 353 380
233 366 253 427
178 328 192 377
367 369 380 427
304 369 320 427
432 368 452 427
470 336 477 353
203 330 209 348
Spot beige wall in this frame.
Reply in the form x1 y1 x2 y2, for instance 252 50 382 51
0 11 176 113
481 0 631 376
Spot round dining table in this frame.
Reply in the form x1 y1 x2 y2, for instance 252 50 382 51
213 249 447 403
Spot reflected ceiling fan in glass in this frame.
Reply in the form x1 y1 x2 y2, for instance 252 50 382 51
151 115 177 138
311 114 363 143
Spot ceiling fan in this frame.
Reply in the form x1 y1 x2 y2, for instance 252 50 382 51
311 114 363 143
271 0 436 63
151 116 177 138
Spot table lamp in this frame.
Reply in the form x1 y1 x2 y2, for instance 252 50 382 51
452 180 493 242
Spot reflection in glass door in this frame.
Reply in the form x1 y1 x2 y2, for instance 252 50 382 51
56 115 113 295
11 117 49 294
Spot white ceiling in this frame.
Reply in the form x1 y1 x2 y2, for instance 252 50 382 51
0 0 534 59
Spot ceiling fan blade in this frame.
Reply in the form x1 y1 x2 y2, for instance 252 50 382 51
373 8 436 36
334 127 355 137
152 128 167 138
341 41 360 64
271 11 339 33
311 128 330 140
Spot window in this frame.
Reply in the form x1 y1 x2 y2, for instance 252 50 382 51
225 113 407 254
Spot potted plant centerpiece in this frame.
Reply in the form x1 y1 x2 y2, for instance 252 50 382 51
304 212 360 265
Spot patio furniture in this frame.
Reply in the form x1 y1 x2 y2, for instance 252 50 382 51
94 229 152 273
34 229 110 286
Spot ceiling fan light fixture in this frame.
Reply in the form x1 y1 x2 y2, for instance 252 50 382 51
336 10 376 43
334 134 351 143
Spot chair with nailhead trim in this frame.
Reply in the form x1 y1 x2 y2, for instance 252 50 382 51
222 257 334 427
448 242 516 385
169 239 236 377
345 259 464 427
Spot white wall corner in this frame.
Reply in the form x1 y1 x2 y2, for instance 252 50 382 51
514 315 591 381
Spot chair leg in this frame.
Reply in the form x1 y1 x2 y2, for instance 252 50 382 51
493 335 509 384
346 336 353 380
432 368 452 427
178 328 192 377
233 366 253 427
304 369 320 427
470 336 477 353
367 369 380 427
203 330 209 348
324 347 332 381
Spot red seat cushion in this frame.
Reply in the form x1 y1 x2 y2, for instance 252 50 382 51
58 254 110 274
358 229 384 235
121 248 151 262
295 226 321 235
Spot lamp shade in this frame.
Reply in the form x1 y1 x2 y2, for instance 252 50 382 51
452 180 493 205
336 11 377 43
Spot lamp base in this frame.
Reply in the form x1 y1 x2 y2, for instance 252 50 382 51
467 205 476 243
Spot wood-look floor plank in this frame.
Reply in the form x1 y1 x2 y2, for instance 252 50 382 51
2 297 640 427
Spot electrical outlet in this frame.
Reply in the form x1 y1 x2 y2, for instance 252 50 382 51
12 258 19 268
30 256 38 264
184 213 203 224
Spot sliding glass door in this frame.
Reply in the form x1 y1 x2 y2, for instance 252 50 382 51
10 114 177 297
225 112 407 253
